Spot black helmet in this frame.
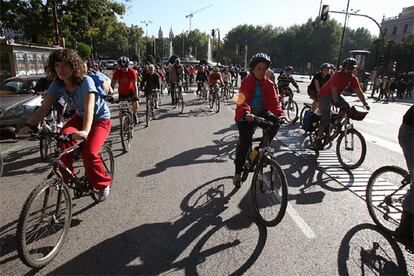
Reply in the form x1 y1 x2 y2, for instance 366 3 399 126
284 66 293 72
249 53 271 69
320 63 330 70
342 58 357 68
118 56 130 67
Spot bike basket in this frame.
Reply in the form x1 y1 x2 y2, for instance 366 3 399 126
119 101 129 109
349 106 368 121
303 110 320 132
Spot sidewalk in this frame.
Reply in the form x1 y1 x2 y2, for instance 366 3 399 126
363 88 414 105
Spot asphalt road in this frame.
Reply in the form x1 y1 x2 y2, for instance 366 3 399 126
0 77 413 275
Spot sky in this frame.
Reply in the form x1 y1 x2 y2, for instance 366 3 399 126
119 0 413 38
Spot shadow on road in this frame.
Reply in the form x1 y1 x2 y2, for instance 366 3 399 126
337 223 410 275
50 176 268 275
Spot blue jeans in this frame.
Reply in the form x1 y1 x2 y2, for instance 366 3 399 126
399 123 413 213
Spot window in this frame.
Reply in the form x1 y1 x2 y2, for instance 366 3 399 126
403 24 408 33
383 28 387 35
392 26 397 35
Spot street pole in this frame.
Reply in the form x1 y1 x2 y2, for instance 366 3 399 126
337 0 351 69
52 0 59 45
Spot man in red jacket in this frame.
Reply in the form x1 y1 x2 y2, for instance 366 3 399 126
233 53 285 187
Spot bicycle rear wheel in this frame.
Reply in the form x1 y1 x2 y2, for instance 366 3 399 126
91 145 115 202
40 134 56 161
286 100 299 123
120 114 133 152
178 92 184 114
336 129 366 169
366 166 409 234
251 157 288 227
145 100 150 127
16 179 72 268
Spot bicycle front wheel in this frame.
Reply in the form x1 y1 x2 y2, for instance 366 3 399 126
40 135 55 161
16 179 72 268
286 100 299 123
178 93 184 114
251 157 288 227
336 129 366 169
145 100 150 127
366 166 409 234
120 114 133 153
214 92 220 113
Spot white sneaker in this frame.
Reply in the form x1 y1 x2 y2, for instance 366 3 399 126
95 186 110 202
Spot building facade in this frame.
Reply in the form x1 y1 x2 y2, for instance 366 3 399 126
381 6 414 43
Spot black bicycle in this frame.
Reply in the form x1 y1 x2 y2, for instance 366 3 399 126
118 98 135 152
279 87 299 123
16 133 114 268
239 115 288 227
366 166 411 235
145 90 158 127
309 105 369 169
173 82 184 114
208 84 221 113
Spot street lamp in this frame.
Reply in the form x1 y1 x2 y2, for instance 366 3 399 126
211 28 220 65
141 20 152 37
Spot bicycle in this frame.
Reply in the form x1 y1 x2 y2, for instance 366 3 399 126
278 87 299 123
145 90 158 127
208 84 221 113
197 81 208 103
366 166 411 235
238 115 288 227
117 97 135 152
16 133 114 268
309 105 369 169
299 103 312 128
222 82 235 103
173 81 184 114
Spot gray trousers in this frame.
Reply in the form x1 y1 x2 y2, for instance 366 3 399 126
399 123 413 213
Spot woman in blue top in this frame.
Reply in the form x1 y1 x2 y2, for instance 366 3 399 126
20 49 112 201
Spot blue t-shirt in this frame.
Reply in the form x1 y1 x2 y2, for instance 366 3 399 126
250 83 264 115
48 75 110 121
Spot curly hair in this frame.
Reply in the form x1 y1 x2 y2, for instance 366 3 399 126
48 49 86 86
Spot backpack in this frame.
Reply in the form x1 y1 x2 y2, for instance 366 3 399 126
89 71 108 98
302 110 320 132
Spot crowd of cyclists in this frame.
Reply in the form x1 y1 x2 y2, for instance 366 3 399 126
16 47 412 252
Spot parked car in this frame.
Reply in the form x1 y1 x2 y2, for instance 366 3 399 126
105 60 116 70
0 75 45 132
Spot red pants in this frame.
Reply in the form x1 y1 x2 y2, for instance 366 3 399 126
60 114 112 190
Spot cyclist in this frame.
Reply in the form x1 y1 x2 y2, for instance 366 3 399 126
395 105 413 250
277 66 300 100
222 67 232 86
195 65 208 96
311 58 370 150
19 49 112 201
266 68 276 84
307 63 331 112
111 56 140 124
208 67 223 90
141 64 161 108
233 53 285 187
168 58 184 105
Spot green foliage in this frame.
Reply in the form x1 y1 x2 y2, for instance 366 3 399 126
76 41 92 58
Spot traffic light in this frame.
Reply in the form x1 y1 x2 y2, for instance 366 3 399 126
211 29 215 37
392 61 397 71
320 5 329 21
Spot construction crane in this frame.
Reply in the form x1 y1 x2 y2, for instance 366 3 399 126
185 4 212 32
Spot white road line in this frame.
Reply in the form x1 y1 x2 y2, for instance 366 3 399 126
362 118 385 125
286 203 317 239
359 131 403 155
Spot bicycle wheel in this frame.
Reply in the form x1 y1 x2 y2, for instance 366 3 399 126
40 135 54 161
208 92 214 109
299 105 311 128
0 155 3 177
366 166 409 234
214 92 220 113
251 157 288 227
16 179 72 268
178 92 184 114
120 114 133 152
91 145 115 202
145 100 150 127
336 129 366 169
230 85 235 99
286 100 299 123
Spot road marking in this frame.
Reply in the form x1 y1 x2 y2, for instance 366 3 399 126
286 203 317 239
358 131 402 155
362 118 385 125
